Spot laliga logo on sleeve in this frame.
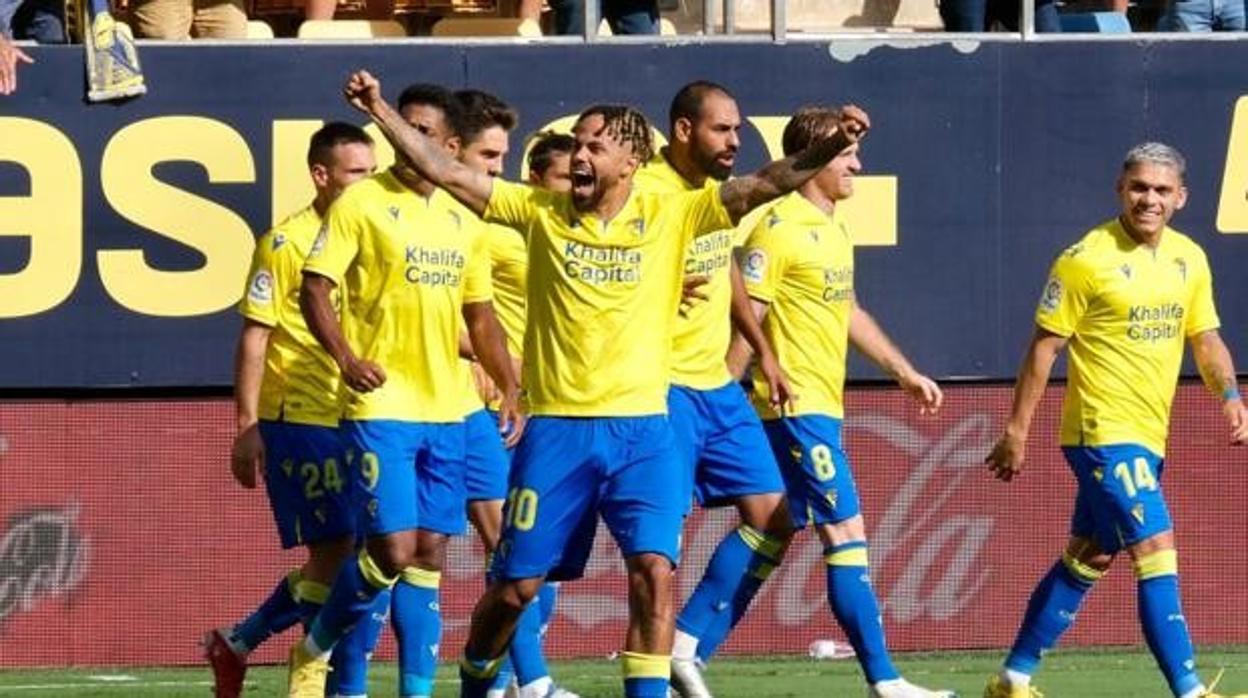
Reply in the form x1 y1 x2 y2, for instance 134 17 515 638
248 269 274 304
742 249 767 284
1038 277 1062 314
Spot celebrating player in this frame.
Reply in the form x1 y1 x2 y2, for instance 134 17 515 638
735 106 952 698
526 131 575 192
983 142 1248 698
204 122 376 698
339 69 866 698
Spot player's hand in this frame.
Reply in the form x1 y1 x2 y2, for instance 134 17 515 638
230 424 265 489
0 37 33 96
344 70 385 116
496 389 525 449
679 275 710 317
986 430 1026 482
837 104 871 143
471 361 500 405
1224 395 1248 445
898 370 942 415
757 349 796 415
341 354 386 393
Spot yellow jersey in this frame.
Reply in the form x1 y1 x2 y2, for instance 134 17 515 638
238 205 341 428
483 179 732 416
741 192 855 420
1035 219 1219 456
635 154 747 390
456 222 529 418
303 170 493 423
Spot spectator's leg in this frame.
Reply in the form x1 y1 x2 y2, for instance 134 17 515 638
1217 0 1245 28
939 0 987 30
190 0 246 38
606 0 657 33
305 0 336 20
516 0 541 20
131 0 193 38
1158 0 1215 29
1034 0 1061 32
547 0 583 33
0 0 22 38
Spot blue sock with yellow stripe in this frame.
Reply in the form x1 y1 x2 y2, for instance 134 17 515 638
460 653 506 698
1005 554 1101 675
305 550 397 657
326 587 390 698
392 567 442 698
676 524 782 662
1135 550 1202 697
622 651 670 697
824 542 898 683
230 570 303 653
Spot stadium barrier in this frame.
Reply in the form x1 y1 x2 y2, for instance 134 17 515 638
1 382 1243 668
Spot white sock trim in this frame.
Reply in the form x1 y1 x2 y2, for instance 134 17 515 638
672 629 699 661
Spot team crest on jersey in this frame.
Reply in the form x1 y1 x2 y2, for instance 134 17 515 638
247 269 274 304
767 212 782 228
388 205 401 221
809 229 820 243
1120 264 1132 279
629 217 645 237
271 233 286 251
447 210 462 229
742 249 767 284
310 224 328 257
1173 257 1187 281
1038 277 1063 314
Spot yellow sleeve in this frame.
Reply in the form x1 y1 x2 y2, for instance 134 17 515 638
680 184 734 241
463 226 494 304
1185 250 1220 336
483 180 540 232
303 195 361 283
1034 249 1095 337
739 213 789 303
237 231 279 327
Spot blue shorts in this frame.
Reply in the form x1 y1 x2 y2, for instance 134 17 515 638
491 416 685 582
464 409 510 502
668 382 784 508
1065 445 1173 554
341 419 468 537
259 420 356 549
763 416 861 529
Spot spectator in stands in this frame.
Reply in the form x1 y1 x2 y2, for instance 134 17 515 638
1 0 65 44
117 0 246 38
1158 0 1244 30
939 0 1060 31
0 34 32 94
520 0 659 34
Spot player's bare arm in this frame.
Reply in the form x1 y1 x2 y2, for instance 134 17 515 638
719 105 869 225
726 296 769 380
729 260 793 412
344 70 494 216
230 320 271 489
463 301 525 447
299 272 386 392
1189 329 1248 444
986 327 1068 482
847 302 942 415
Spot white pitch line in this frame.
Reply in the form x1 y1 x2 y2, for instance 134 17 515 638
0 680 213 692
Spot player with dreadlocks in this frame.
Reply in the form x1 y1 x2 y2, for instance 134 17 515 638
284 69 867 698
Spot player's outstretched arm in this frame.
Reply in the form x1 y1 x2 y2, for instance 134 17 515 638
344 70 493 216
463 301 525 448
719 105 869 225
729 260 793 412
848 302 942 414
231 320 271 489
300 272 386 392
986 326 1067 482
1189 329 1248 444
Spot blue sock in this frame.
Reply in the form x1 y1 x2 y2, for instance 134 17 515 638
1136 551 1202 697
306 551 396 656
825 542 898 684
460 655 506 698
676 525 781 662
229 571 302 653
327 588 391 698
392 568 441 698
622 651 669 698
1004 555 1099 675
509 595 550 685
538 582 559 630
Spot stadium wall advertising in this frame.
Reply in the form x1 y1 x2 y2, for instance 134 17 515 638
2 42 1248 388
0 385 1243 668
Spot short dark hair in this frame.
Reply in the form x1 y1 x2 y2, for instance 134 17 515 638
577 104 654 162
454 89 519 145
527 131 576 176
307 121 373 167
668 80 734 131
781 106 841 157
396 83 465 134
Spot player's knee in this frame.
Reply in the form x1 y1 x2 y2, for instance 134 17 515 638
818 515 866 548
412 530 449 571
626 553 675 608
1063 537 1113 573
1128 531 1177 580
494 577 542 613
304 534 356 582
365 533 418 577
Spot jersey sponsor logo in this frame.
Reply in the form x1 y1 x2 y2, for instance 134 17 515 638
1126 302 1185 343
247 269 274 304
1038 277 1063 314
684 231 733 277
822 266 854 303
561 241 642 285
404 245 466 287
742 249 767 283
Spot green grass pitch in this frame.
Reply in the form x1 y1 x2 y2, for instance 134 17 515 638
2 647 1246 696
